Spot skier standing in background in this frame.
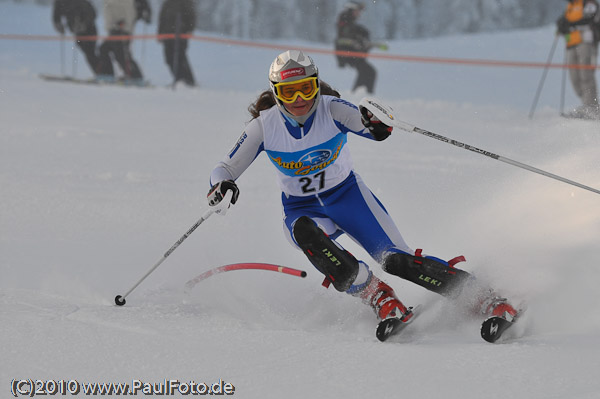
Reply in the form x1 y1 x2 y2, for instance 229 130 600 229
556 0 600 119
335 1 385 94
95 0 149 85
158 0 197 87
206 50 518 339
52 0 98 75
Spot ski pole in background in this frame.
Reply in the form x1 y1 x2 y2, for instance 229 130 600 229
71 41 78 79
140 23 147 73
360 97 600 196
171 12 182 90
114 191 234 306
560 51 567 115
60 33 66 77
528 34 559 119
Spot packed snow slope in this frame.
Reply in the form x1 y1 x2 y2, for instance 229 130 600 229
2 3 599 399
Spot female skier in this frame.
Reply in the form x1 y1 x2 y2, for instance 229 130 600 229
207 50 517 338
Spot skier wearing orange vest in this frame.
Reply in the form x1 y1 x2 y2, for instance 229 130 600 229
556 0 600 119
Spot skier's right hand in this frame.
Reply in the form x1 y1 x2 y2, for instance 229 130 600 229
207 180 240 207
359 106 392 141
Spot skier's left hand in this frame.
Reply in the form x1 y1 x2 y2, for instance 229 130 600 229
359 106 392 141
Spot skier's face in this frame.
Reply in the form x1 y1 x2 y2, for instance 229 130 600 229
283 96 315 116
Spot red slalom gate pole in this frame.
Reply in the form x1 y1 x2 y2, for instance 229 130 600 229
184 263 307 292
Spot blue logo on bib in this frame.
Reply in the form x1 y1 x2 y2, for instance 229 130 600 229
299 150 331 166
267 133 347 177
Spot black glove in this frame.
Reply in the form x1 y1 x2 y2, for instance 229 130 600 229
556 16 570 35
207 180 239 207
359 105 392 141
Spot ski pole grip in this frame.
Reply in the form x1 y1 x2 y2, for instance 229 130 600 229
212 189 234 216
359 97 416 133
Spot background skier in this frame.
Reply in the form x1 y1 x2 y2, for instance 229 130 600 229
556 0 600 118
95 0 147 84
335 1 385 94
158 0 197 87
52 0 98 75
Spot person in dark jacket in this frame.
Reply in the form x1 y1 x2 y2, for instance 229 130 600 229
335 2 382 94
158 0 197 87
52 0 98 74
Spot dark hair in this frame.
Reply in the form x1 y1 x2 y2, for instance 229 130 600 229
248 81 341 119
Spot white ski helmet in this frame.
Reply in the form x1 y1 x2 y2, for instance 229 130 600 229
268 50 321 125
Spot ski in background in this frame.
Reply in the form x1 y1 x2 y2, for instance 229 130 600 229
39 73 153 88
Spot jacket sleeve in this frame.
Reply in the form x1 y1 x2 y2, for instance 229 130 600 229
158 3 168 34
329 98 375 140
336 22 372 53
52 0 63 27
183 1 197 32
209 119 265 186
85 0 96 21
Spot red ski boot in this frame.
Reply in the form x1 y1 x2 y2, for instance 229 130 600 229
360 275 413 322
480 294 518 322
479 292 522 343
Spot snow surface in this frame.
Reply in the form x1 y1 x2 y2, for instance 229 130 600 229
2 3 600 399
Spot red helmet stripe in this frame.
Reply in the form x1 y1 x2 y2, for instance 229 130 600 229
280 67 306 81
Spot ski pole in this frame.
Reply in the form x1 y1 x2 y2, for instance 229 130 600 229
560 51 567 115
528 34 559 119
60 33 66 77
171 12 182 90
360 97 600 196
72 41 78 79
141 23 147 68
114 191 233 306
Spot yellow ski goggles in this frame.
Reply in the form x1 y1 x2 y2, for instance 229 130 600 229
273 76 319 103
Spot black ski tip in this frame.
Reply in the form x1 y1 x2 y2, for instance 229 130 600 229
375 305 421 342
376 318 403 342
480 316 513 343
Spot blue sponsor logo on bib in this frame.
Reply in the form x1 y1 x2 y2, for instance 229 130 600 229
267 133 347 177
